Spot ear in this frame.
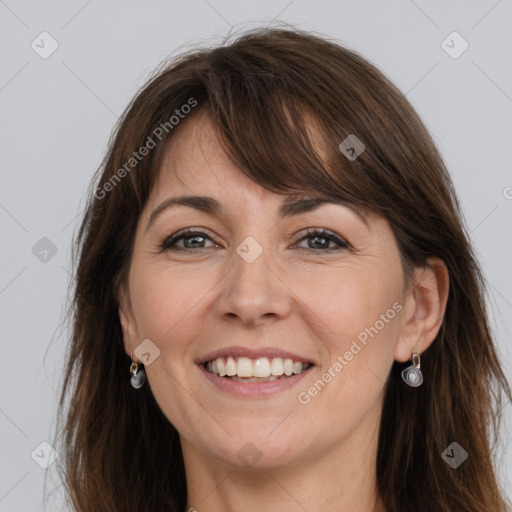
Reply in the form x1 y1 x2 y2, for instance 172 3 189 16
394 257 450 362
117 279 139 359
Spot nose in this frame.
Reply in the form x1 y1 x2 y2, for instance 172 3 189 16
215 241 292 328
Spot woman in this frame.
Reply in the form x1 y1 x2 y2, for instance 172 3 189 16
54 26 512 511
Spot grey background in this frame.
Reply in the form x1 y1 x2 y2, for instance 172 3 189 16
1 0 511 510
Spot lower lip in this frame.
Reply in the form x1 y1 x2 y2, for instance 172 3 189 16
199 364 314 398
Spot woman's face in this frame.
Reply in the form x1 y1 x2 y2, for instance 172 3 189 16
118 111 411 470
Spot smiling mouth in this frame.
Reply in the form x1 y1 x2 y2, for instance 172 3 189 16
204 356 313 382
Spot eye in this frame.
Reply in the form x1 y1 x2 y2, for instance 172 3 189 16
160 228 220 254
159 227 350 255
292 228 350 252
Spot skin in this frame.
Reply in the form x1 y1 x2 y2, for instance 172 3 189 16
118 110 450 512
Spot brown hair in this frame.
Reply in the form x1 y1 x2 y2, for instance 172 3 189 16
52 25 512 511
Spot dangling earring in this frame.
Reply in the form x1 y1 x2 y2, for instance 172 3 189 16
130 352 146 389
401 351 423 387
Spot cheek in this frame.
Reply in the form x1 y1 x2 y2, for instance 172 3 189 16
298 265 401 407
306 325 397 438
296 263 394 343
129 263 210 349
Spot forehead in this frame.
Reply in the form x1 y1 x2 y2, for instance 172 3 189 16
144 110 384 233
150 111 282 204
143 109 382 238
150 105 336 201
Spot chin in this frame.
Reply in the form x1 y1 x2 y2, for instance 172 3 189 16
198 423 314 470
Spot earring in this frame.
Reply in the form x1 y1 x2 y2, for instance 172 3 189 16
401 352 423 387
130 352 146 389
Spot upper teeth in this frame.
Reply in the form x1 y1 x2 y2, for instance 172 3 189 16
205 357 310 378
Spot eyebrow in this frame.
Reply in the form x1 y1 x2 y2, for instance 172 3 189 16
145 194 368 231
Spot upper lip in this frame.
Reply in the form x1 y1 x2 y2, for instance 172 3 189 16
195 346 316 365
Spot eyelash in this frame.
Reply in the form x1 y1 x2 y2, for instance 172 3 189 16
159 227 350 255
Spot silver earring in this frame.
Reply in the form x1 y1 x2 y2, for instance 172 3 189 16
401 352 423 387
130 352 146 389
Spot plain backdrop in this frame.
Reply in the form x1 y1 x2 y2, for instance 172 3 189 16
0 0 511 510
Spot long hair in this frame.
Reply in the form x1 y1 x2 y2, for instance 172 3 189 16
53 26 512 511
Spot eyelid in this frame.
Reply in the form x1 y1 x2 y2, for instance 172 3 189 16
291 227 351 250
160 226 351 254
159 227 222 252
